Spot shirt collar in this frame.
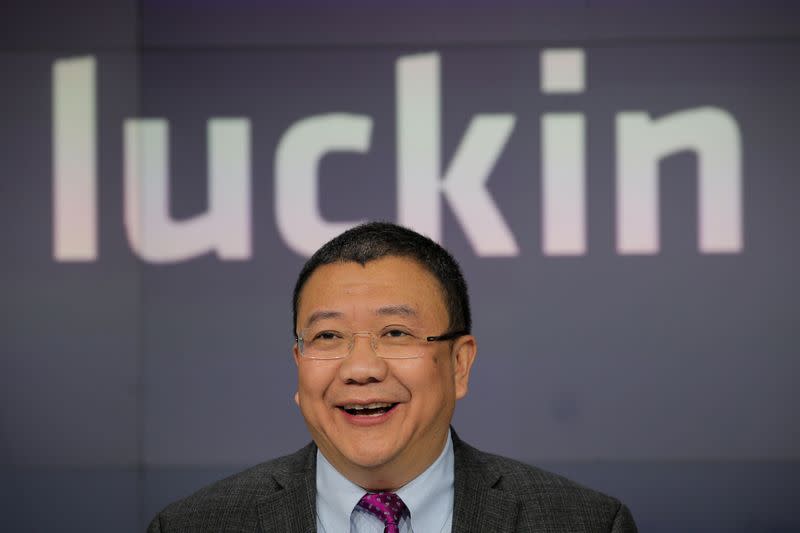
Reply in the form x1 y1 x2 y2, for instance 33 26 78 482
396 430 454 532
316 450 366 533
315 430 454 533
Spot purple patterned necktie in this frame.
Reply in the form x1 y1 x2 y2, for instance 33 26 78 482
357 491 409 533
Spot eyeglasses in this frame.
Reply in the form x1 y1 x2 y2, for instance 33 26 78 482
295 326 468 360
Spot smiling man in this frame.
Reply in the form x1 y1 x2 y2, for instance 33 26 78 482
149 222 638 532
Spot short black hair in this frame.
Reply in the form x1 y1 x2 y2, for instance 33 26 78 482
292 221 471 335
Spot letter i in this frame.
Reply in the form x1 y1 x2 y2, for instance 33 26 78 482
540 48 587 256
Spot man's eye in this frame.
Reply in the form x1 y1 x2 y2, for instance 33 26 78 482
313 331 341 341
384 329 410 338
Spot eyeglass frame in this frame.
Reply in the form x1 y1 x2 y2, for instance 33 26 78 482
294 328 469 360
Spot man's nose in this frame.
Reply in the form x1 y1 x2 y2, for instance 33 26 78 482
337 333 389 384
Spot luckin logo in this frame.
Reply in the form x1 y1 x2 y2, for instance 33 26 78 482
52 49 742 263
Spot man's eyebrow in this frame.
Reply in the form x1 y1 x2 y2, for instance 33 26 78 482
304 310 344 328
374 305 417 317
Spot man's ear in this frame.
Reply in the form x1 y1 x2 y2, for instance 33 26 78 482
293 342 302 366
292 344 301 406
452 335 477 400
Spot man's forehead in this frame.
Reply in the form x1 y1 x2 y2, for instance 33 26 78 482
296 257 447 319
302 304 420 328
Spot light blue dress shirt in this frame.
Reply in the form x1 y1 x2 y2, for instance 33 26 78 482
315 431 454 533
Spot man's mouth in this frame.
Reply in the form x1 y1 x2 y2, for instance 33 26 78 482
338 402 398 417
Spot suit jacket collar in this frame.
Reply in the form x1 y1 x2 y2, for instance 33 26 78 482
256 442 318 533
451 429 519 533
256 430 517 533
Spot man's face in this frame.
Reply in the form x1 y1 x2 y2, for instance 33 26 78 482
293 256 476 490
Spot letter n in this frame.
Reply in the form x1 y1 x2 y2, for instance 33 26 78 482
616 107 742 254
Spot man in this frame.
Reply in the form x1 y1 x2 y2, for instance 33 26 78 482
149 222 638 532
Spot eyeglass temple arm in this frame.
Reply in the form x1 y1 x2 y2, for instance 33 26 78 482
426 330 469 343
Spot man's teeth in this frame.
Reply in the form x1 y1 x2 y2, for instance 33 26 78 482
343 402 392 410
341 402 395 416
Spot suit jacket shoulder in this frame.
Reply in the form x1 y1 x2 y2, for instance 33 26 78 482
452 435 637 533
148 443 317 533
148 434 637 533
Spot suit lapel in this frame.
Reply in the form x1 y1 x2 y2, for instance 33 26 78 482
256 443 318 533
254 433 520 532
452 432 518 533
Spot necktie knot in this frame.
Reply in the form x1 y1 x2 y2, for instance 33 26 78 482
357 491 408 533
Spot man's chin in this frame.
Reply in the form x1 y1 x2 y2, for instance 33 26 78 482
340 442 400 470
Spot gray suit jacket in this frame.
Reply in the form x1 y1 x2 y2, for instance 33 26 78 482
149 433 637 532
